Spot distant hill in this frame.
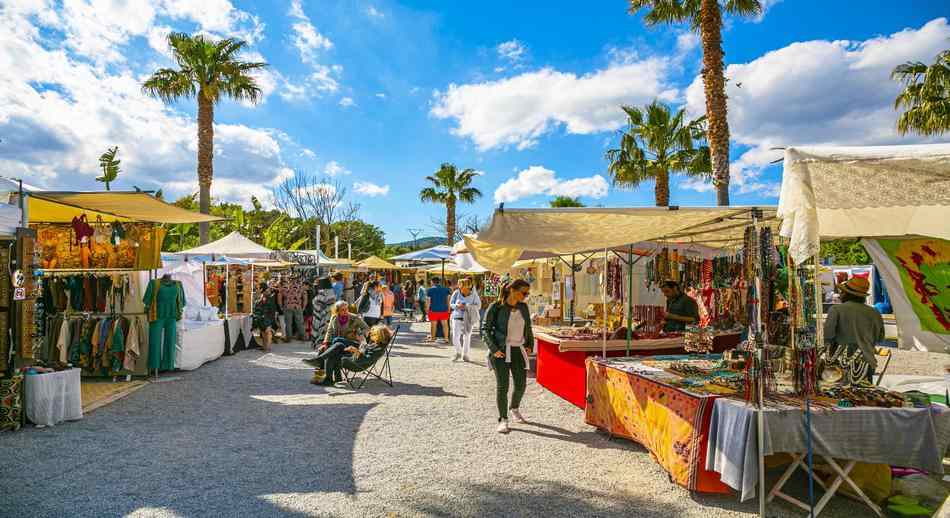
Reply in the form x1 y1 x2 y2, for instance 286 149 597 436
386 236 447 249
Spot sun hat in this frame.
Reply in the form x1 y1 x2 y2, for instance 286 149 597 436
838 277 870 297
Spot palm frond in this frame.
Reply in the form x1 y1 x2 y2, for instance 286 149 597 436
419 187 446 203
142 68 196 102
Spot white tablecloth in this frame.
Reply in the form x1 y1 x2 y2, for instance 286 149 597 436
24 369 83 426
176 320 225 371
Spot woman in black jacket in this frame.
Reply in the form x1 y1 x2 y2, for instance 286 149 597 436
481 279 534 434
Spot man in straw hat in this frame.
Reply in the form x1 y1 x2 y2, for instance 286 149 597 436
824 276 884 382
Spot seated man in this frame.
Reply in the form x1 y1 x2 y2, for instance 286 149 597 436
306 301 368 385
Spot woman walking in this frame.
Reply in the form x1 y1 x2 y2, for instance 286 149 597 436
252 281 280 352
481 279 533 434
381 282 396 327
403 279 416 321
450 278 481 362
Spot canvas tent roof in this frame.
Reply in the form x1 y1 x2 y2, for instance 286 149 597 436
177 231 274 259
390 245 454 263
281 250 349 268
465 206 778 273
423 262 486 274
356 255 401 270
778 144 950 265
27 192 223 224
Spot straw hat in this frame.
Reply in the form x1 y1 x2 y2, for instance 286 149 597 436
838 277 870 297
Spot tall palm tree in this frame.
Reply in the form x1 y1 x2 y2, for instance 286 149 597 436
628 0 761 206
419 163 482 246
892 48 950 136
605 100 711 206
142 32 267 244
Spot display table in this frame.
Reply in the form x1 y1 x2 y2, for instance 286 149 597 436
176 320 226 371
706 398 950 505
584 357 730 493
223 314 255 355
24 368 83 427
536 331 740 408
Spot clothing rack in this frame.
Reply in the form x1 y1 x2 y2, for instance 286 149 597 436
40 268 140 275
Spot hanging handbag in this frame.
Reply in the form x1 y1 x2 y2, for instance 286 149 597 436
110 220 126 245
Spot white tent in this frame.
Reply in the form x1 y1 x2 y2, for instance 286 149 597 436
778 144 950 266
281 249 350 268
177 231 274 259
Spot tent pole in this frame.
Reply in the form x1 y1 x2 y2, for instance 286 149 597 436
224 265 229 320
751 210 766 518
627 245 633 357
569 254 576 325
250 264 255 314
602 248 608 359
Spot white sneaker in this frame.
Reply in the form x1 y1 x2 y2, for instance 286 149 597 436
453 354 461 362
496 419 510 434
509 408 526 423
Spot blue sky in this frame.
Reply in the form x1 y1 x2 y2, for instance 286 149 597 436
2 1 948 242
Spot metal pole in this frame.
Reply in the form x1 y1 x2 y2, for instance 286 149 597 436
250 264 255 313
602 248 608 359
335 236 339 258
18 179 26 227
315 224 321 272
224 264 230 320
569 254 576 325
751 210 766 518
627 246 633 357
348 242 352 261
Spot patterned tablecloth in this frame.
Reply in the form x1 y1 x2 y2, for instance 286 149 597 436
584 356 730 493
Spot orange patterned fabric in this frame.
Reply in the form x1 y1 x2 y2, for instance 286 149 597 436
585 358 730 493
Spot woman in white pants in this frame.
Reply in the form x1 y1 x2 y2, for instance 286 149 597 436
450 278 481 362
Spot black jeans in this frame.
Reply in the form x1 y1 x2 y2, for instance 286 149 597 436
492 349 527 421
364 316 380 327
315 339 354 382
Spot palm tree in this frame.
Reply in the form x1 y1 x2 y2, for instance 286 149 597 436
892 48 950 136
628 0 761 206
419 163 482 246
605 100 711 206
142 32 267 244
96 146 121 191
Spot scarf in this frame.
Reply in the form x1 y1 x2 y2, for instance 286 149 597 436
337 314 349 328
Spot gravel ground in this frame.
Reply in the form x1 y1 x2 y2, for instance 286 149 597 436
2 318 874 518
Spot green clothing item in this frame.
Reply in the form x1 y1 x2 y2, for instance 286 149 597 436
481 302 534 355
324 315 369 344
492 350 527 420
110 319 127 373
824 301 884 369
148 318 177 371
664 294 699 332
144 279 186 321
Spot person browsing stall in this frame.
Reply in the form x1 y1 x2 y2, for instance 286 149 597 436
426 277 451 343
481 279 534 434
824 277 884 382
660 280 699 332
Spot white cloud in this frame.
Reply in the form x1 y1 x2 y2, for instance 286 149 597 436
339 97 355 108
323 160 350 176
675 31 699 54
288 0 332 64
683 17 950 196
493 166 609 203
497 39 527 63
431 57 677 151
300 148 316 158
354 181 390 197
309 64 341 93
375 92 387 99
366 6 384 18
0 6 306 207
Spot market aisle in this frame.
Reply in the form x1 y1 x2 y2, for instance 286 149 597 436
1 318 856 518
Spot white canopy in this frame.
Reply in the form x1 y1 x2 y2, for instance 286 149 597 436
465 206 777 273
779 144 950 265
177 231 274 259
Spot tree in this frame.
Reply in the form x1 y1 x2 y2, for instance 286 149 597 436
606 100 711 206
271 173 360 228
428 212 485 244
549 196 585 207
419 163 482 246
96 146 121 191
329 220 385 260
628 0 761 206
142 32 267 244
892 48 950 136
820 239 871 265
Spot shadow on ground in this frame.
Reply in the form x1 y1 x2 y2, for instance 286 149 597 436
0 345 376 518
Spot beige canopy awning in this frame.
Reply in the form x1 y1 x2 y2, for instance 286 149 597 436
177 231 274 259
28 191 223 224
465 206 777 273
356 255 401 270
778 144 950 264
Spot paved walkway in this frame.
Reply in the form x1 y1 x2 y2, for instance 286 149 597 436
1 319 858 517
